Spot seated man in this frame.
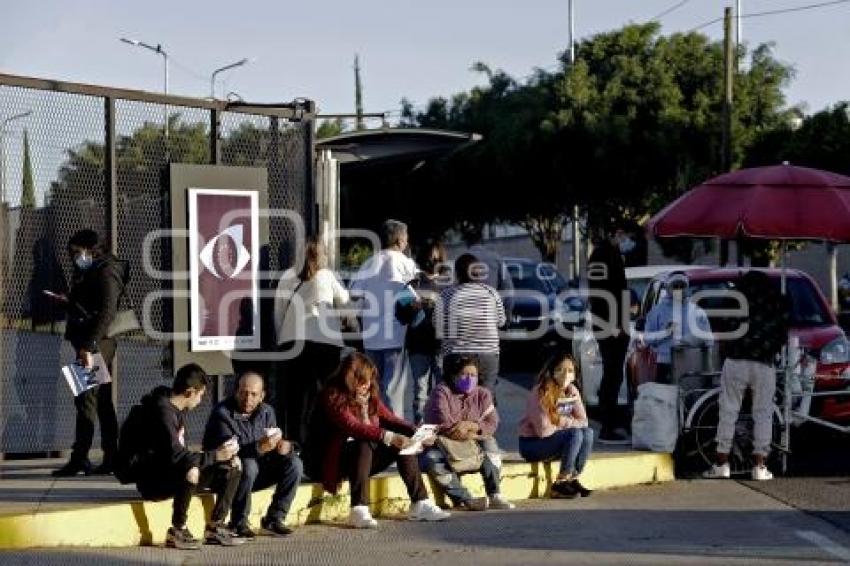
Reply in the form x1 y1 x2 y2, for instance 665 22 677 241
203 371 303 538
118 363 244 550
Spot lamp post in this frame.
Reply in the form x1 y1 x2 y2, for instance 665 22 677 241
210 58 250 99
0 110 33 205
120 37 169 137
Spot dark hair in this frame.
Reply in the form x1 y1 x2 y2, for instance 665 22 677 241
381 219 408 249
325 352 381 416
443 353 480 382
416 241 447 277
298 236 323 282
454 253 480 284
173 363 210 395
68 229 107 257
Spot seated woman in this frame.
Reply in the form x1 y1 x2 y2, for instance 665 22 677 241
302 352 450 528
518 353 593 499
421 354 515 511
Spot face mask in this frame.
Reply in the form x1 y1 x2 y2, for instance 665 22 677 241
75 252 93 271
618 237 636 254
455 373 478 394
356 390 370 405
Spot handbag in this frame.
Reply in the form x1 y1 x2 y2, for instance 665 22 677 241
435 436 484 474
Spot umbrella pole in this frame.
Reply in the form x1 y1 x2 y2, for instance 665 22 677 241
781 241 787 295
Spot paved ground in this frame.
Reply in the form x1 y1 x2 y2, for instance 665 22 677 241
2 480 850 565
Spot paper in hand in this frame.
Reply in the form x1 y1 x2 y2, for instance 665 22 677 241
61 353 112 397
399 424 438 456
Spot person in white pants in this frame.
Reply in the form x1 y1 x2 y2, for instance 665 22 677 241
704 271 788 481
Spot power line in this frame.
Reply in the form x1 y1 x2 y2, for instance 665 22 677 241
689 0 850 32
651 0 693 22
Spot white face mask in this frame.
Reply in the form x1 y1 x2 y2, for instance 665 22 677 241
75 252 93 271
619 237 636 254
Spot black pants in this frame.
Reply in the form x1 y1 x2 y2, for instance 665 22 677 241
597 334 629 431
277 341 341 446
71 338 118 464
342 440 428 507
138 462 241 529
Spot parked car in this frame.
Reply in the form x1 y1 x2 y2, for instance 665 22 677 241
627 267 850 422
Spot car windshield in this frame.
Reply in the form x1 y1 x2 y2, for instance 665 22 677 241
688 276 830 328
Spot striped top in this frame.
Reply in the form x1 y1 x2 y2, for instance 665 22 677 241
433 283 506 356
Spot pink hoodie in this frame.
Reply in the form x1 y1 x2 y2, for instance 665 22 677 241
518 383 588 438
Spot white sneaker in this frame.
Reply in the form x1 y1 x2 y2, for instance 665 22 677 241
348 505 378 529
751 465 774 481
702 463 731 479
408 500 451 522
488 493 516 510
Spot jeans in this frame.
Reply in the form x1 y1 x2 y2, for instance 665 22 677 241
408 352 441 424
70 338 118 464
341 440 428 507
519 427 595 477
365 348 408 417
421 438 502 504
137 461 241 529
716 358 776 457
230 453 303 527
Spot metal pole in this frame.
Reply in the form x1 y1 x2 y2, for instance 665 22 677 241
736 0 743 47
105 97 119 408
828 242 838 312
571 206 580 281
568 0 576 64
210 58 250 100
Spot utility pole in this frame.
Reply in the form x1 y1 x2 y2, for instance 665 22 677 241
720 7 742 266
354 55 365 130
568 0 582 282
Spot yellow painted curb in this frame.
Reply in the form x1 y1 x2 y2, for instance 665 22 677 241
0 452 673 549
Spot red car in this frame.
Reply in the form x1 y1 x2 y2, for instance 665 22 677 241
631 267 850 422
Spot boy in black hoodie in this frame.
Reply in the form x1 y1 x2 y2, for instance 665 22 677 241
131 364 245 549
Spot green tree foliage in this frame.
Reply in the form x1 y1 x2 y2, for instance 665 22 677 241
20 129 35 208
317 118 346 139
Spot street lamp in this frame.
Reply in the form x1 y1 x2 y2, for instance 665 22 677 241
0 110 33 205
210 58 250 99
120 37 169 137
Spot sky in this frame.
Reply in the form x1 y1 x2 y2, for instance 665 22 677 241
1 0 849 119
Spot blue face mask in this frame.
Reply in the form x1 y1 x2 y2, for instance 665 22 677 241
455 373 478 394
74 252 93 271
619 237 636 254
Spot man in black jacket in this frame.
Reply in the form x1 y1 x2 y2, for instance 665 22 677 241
133 364 245 549
203 372 303 538
53 229 123 476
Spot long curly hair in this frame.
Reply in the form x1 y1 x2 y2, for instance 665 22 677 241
535 352 577 426
325 352 382 416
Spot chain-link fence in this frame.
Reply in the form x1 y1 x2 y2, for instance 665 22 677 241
0 74 315 453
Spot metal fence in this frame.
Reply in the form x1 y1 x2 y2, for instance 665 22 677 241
0 73 315 453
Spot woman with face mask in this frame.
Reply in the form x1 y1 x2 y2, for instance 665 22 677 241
53 229 125 477
518 353 593 499
420 354 515 511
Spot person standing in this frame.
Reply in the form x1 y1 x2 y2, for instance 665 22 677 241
349 219 418 416
274 236 352 444
704 271 789 481
53 229 125 476
434 253 506 393
587 231 630 444
203 372 303 538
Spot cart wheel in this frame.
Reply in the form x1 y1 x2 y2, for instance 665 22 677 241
682 393 783 477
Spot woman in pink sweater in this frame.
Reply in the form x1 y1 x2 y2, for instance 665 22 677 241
518 353 593 499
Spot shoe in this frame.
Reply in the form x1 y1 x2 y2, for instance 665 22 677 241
261 516 294 536
550 480 579 499
458 496 488 511
51 459 91 477
702 463 731 479
204 524 246 546
751 465 774 481
91 462 114 476
348 505 378 529
230 522 257 540
165 526 201 550
408 500 451 522
488 493 516 510
597 428 630 445
570 480 593 498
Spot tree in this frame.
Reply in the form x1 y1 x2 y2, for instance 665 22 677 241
21 128 35 208
355 55 365 130
317 118 346 139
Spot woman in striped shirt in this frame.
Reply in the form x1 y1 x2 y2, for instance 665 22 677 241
433 253 506 391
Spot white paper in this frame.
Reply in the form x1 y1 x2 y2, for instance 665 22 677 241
399 424 438 456
61 353 112 397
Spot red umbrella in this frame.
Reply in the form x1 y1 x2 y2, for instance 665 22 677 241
647 164 850 242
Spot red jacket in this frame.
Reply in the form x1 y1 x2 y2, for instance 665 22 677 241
306 387 416 493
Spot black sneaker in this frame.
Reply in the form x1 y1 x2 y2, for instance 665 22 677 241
550 480 579 499
597 428 630 445
231 522 256 540
204 524 246 546
165 526 201 550
261 516 294 536
570 479 593 497
51 459 92 477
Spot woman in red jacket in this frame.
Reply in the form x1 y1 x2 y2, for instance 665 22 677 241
303 352 450 528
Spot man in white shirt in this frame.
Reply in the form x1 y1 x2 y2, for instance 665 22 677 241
349 220 418 416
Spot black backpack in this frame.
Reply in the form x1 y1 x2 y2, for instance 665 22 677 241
115 404 149 484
